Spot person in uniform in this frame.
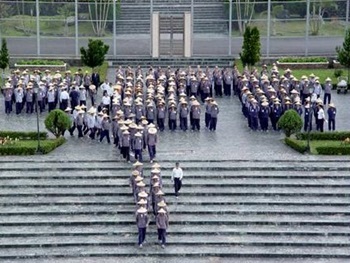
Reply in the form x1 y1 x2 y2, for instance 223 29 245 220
209 101 219 131
134 132 143 162
156 208 169 248
323 77 332 105
179 100 189 131
121 130 131 162
316 103 325 132
157 101 166 132
14 85 24 115
259 101 270 132
171 162 183 198
147 127 158 163
191 100 201 131
3 83 13 114
76 110 85 138
25 83 34 114
327 103 336 131
136 207 149 248
100 114 111 143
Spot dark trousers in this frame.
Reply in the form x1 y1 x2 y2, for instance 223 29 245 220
169 119 176 131
89 128 96 139
134 149 142 162
121 146 130 161
271 117 279 131
192 119 200 131
148 145 156 160
304 117 312 132
251 117 259 131
100 130 111 143
180 117 188 131
323 93 331 105
205 113 211 128
157 118 165 131
174 177 182 196
5 101 12 114
69 123 76 135
209 117 217 131
138 227 146 245
317 119 324 132
260 117 269 131
26 101 33 113
328 119 335 131
77 125 83 138
223 82 231 96
48 102 55 112
201 92 209 103
15 102 22 114
215 84 222 97
157 228 167 245
80 100 86 106
37 100 44 113
60 99 68 111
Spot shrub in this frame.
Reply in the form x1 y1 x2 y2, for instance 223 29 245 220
296 131 350 141
334 69 343 78
0 131 47 140
316 146 350 155
45 109 71 138
0 138 66 155
278 57 328 63
278 110 303 137
16 59 65 65
285 138 308 153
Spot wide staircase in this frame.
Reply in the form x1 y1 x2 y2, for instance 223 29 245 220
116 0 227 34
0 160 349 262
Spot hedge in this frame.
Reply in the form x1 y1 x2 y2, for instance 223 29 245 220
0 137 66 155
278 57 328 63
296 131 350 141
16 60 65 66
285 138 308 153
316 146 350 155
0 131 47 140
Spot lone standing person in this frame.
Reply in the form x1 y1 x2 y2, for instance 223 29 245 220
171 162 183 198
136 207 149 248
156 208 169 248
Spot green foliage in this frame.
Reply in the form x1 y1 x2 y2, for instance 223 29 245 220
284 137 308 154
0 38 10 71
278 57 328 63
334 69 343 78
240 26 261 68
45 109 71 138
277 109 303 137
17 59 65 65
316 146 350 155
80 39 109 69
0 138 66 156
296 131 350 141
336 29 350 81
0 131 47 140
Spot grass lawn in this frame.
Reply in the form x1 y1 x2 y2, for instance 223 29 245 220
0 138 66 155
70 61 108 82
308 140 346 154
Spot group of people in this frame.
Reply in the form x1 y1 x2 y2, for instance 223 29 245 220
130 161 169 248
232 64 337 132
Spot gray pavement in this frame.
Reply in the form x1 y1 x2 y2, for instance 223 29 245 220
1 68 350 162
6 35 343 58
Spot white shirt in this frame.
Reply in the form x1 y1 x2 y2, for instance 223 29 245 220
171 167 183 180
102 96 111 105
317 108 325 120
60 91 69 101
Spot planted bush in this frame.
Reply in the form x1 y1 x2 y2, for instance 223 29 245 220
0 131 47 140
278 110 303 137
296 131 350 141
17 59 65 65
316 146 350 155
278 57 328 63
45 109 71 138
285 138 308 154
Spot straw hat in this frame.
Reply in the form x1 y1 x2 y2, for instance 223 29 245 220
151 168 160 174
133 161 143 167
138 191 148 198
157 200 167 207
155 189 164 195
325 77 332 82
136 181 146 187
137 199 148 205
135 176 144 182
328 103 335 108
132 170 139 176
158 208 167 214
148 127 157 135
64 107 72 112
122 130 130 135
137 207 147 214
152 163 161 169
135 132 142 137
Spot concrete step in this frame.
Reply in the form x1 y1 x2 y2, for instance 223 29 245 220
0 234 348 248
0 195 348 206
1 169 350 180
1 224 349 237
0 214 348 226
0 204 349 216
0 186 348 196
1 178 349 187
0 245 348 259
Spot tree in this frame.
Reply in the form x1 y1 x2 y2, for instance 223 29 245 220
235 0 255 35
336 29 350 83
277 109 303 138
88 0 112 37
80 39 109 70
45 109 71 138
239 26 261 68
0 38 10 86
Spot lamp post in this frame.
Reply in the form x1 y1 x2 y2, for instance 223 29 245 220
33 82 41 153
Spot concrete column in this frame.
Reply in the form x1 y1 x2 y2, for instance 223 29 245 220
346 0 349 30
266 0 271 58
184 12 192 58
75 0 79 57
113 0 116 57
305 0 310 56
152 12 160 58
36 0 40 56
228 0 232 56
150 0 153 56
